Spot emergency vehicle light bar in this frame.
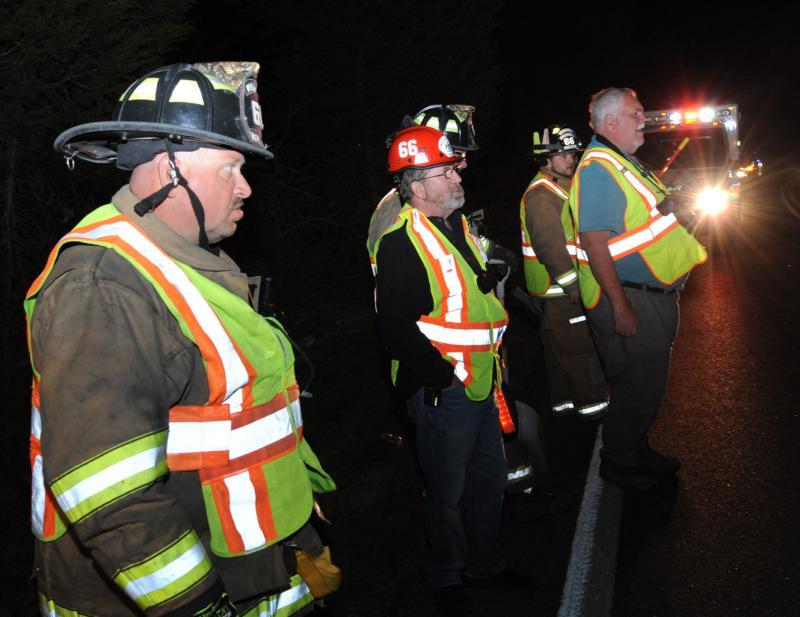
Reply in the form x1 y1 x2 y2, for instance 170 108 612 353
645 104 738 131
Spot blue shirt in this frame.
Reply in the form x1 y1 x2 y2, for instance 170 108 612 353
577 136 686 289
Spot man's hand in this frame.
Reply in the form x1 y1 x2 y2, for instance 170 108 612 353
612 300 637 337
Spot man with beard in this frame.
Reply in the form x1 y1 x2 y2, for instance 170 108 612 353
568 88 707 491
520 124 607 420
373 125 533 616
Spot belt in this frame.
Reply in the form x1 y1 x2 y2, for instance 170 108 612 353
621 281 677 295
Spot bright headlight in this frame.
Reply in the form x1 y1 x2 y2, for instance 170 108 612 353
696 188 729 215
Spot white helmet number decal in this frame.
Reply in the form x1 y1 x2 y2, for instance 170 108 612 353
397 139 418 158
438 136 454 157
250 100 263 129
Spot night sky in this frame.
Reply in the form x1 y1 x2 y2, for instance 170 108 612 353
175 1 800 167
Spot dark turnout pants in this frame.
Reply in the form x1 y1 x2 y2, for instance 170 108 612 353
538 295 607 413
406 382 508 589
587 287 679 467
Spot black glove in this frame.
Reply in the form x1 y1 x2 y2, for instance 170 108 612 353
657 195 697 229
489 243 519 273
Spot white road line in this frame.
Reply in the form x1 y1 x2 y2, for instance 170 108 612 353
557 426 623 617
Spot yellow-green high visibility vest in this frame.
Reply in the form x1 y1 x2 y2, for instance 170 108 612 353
25 205 335 558
520 173 579 297
568 145 708 308
376 206 509 401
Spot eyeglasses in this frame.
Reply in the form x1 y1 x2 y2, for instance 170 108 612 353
422 166 461 181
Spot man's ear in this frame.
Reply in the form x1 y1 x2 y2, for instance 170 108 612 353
410 177 427 201
605 113 618 131
153 152 183 199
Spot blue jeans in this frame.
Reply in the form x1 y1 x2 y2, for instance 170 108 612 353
406 382 508 589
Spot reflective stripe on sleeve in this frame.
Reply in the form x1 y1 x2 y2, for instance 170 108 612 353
577 401 609 416
552 401 575 413
240 574 315 617
569 315 587 324
507 465 534 482
40 594 91 617
114 530 213 611
50 431 168 523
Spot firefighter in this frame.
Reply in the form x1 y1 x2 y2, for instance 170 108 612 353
373 125 534 616
520 125 608 419
26 62 336 616
568 87 707 491
366 103 478 273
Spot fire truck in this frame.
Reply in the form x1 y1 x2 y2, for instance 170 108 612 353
637 104 744 231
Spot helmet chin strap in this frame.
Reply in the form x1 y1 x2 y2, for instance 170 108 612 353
133 142 211 250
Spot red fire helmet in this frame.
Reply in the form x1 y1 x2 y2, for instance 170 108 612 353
387 125 461 174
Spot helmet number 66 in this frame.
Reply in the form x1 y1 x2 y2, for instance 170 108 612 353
398 139 418 158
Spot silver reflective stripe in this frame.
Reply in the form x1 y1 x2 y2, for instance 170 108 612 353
123 542 207 601
569 315 587 324
410 209 465 323
607 213 678 257
167 420 230 455
229 400 302 460
416 320 507 348
508 465 533 481
578 401 609 416
224 471 266 550
56 446 164 514
557 270 578 287
31 404 42 439
553 401 575 413
31 454 46 536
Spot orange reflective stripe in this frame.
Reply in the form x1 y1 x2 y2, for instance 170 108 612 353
249 466 277 543
210 478 244 554
410 216 452 318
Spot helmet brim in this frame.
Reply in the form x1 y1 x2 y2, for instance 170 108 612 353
529 146 583 159
54 121 274 164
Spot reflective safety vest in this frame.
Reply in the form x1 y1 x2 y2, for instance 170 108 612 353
520 173 579 297
568 145 708 308
377 207 509 401
25 205 335 564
